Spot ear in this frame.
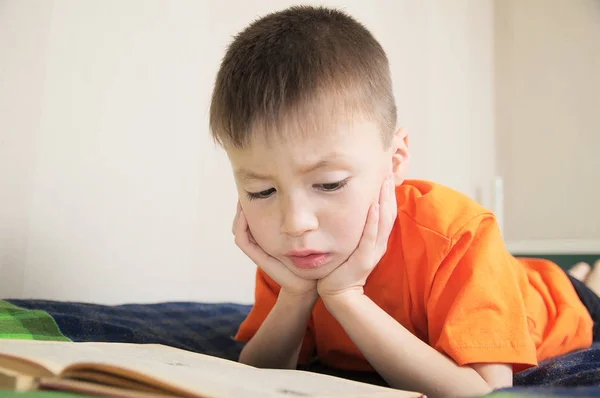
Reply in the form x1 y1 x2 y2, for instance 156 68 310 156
389 128 410 185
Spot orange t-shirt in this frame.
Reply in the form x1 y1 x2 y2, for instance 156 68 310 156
235 180 593 372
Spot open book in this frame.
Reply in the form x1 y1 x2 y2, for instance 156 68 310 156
0 339 423 398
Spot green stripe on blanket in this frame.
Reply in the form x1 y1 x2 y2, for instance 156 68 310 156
0 300 70 341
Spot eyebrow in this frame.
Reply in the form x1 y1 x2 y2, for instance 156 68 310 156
235 158 345 182
235 169 271 182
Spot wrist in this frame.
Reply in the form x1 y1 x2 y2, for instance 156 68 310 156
319 287 365 309
278 288 318 309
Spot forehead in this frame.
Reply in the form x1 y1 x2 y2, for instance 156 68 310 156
226 118 384 174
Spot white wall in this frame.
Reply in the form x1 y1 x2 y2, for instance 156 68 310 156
0 0 54 298
0 0 495 304
495 0 600 253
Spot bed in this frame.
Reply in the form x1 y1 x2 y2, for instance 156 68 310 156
1 295 600 398
2 253 600 398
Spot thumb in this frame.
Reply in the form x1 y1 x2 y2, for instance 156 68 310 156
234 210 281 270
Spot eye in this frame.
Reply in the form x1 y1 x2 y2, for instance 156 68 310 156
315 178 349 192
246 188 276 200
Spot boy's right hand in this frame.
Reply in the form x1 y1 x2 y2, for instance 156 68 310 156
233 202 317 297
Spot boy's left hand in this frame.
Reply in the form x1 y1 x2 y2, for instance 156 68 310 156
317 174 398 298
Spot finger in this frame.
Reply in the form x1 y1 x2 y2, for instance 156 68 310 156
234 210 270 264
234 211 286 279
232 210 301 288
357 202 379 252
234 210 258 256
232 201 241 235
248 229 258 245
377 175 397 248
378 174 391 203
233 207 250 246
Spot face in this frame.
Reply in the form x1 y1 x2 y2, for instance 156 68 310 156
227 118 406 280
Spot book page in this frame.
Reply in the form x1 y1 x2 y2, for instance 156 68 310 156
0 340 421 398
0 340 247 375
0 366 37 391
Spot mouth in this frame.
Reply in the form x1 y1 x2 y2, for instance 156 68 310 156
284 250 331 269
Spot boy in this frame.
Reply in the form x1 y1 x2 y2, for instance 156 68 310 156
208 5 597 398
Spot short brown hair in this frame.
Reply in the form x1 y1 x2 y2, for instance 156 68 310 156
209 5 397 149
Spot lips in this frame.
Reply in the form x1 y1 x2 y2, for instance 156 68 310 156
284 250 331 269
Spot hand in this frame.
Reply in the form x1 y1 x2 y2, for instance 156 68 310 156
233 202 318 297
317 174 398 298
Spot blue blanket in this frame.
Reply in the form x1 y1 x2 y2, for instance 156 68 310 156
7 299 600 396
7 299 248 361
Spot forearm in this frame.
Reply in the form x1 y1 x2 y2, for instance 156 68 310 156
322 292 493 398
239 290 317 369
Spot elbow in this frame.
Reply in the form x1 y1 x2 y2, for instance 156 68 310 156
450 374 503 398
470 363 514 393
386 375 494 398
468 383 495 397
238 344 255 366
238 345 257 367
238 344 297 370
444 375 508 398
415 371 497 398
429 384 493 398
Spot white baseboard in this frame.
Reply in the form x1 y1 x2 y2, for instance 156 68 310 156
506 239 600 255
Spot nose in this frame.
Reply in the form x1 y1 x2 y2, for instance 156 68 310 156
280 195 318 237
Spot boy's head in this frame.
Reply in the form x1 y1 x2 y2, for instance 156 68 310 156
210 6 409 279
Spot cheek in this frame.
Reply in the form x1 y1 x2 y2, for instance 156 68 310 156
327 193 372 250
243 205 278 249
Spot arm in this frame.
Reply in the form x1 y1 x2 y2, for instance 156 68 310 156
471 363 513 390
239 289 317 369
316 178 519 396
233 203 318 369
322 292 509 398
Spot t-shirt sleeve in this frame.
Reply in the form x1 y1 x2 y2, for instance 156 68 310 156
426 214 538 369
234 267 316 364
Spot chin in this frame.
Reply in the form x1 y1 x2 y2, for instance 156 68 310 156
287 258 345 280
